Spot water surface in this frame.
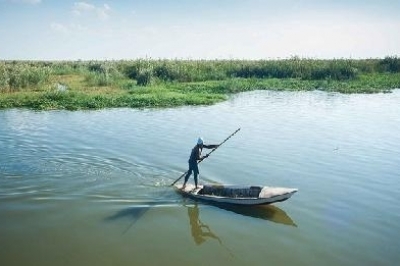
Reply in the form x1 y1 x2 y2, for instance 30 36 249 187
1 90 400 265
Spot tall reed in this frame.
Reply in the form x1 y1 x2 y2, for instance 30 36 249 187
0 61 52 92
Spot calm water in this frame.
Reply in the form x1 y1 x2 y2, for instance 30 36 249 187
1 90 400 266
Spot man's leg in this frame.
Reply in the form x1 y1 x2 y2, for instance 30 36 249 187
183 163 193 188
193 164 199 188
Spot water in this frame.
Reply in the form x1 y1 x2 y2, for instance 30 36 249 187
1 90 400 266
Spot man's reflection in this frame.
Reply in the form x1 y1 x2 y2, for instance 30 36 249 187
187 204 222 245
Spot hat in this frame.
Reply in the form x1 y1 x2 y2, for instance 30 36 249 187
197 137 204 145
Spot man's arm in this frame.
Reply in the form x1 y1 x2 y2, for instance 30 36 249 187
203 144 219 149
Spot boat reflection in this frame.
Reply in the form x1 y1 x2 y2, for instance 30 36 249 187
207 202 297 227
185 202 296 256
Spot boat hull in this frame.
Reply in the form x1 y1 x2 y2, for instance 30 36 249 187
176 184 297 205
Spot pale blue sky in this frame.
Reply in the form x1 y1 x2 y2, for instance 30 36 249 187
1 0 399 60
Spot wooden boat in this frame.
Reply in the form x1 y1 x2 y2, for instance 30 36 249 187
176 184 298 205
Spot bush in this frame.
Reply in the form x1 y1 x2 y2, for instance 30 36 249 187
136 69 154 86
380 56 400 73
84 61 124 86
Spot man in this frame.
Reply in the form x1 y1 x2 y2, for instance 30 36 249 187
182 137 219 189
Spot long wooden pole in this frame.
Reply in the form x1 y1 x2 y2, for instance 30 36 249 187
170 128 241 187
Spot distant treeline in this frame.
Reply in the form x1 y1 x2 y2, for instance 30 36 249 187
1 56 400 90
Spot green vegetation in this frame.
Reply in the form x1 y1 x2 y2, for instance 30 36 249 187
1 57 399 110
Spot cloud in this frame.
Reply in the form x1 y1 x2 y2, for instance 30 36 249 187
50 22 69 33
72 2 95 15
98 4 110 20
50 22 88 34
8 0 41 4
72 2 111 20
49 2 112 41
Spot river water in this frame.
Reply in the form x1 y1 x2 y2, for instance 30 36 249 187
1 90 399 266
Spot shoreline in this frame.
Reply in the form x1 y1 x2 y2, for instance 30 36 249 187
1 58 399 110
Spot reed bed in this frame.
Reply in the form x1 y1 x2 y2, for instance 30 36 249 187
1 57 399 110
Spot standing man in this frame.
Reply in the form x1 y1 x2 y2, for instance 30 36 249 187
182 137 219 189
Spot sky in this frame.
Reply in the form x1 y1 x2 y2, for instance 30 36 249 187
0 0 399 60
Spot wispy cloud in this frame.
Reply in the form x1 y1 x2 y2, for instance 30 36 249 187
50 22 88 34
50 22 68 33
2 0 399 60
50 2 111 37
72 2 111 20
9 0 41 4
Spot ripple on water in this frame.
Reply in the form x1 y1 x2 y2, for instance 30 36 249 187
1 91 400 266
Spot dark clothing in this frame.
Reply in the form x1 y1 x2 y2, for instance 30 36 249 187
184 160 200 187
184 144 218 187
188 144 202 163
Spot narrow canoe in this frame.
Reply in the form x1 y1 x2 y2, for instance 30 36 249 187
175 184 298 205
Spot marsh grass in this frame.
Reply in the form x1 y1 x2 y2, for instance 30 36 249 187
1 57 399 110
0 61 52 93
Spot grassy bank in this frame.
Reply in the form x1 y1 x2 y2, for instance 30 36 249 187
1 57 399 110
